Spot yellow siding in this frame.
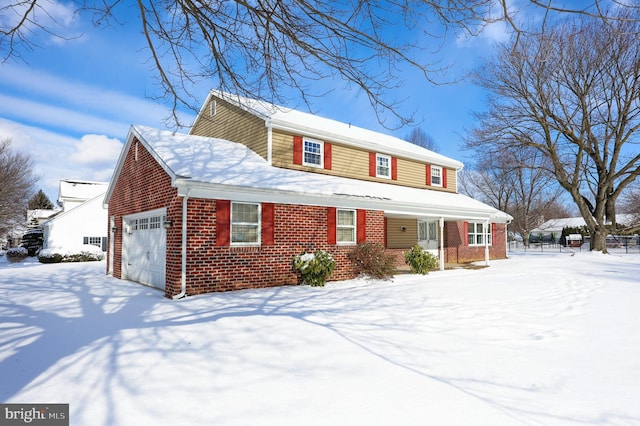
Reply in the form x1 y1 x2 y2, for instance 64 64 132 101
191 100 459 192
386 218 417 249
272 129 458 192
191 97 269 160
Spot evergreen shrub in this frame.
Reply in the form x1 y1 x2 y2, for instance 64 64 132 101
403 244 439 274
293 250 336 287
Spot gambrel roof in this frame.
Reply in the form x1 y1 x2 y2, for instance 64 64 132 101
105 125 511 223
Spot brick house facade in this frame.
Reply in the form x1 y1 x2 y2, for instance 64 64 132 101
105 93 511 298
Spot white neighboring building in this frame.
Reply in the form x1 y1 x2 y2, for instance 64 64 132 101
58 180 109 211
42 180 109 252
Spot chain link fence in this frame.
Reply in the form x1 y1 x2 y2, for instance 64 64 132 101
509 235 640 255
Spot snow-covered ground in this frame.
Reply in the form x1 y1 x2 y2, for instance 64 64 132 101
1 251 639 425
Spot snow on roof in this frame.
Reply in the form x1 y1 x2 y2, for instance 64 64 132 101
58 179 108 202
133 125 510 221
531 215 638 233
201 90 464 170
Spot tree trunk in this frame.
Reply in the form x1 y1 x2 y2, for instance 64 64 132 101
590 229 608 253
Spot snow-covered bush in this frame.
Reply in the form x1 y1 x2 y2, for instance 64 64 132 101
293 250 336 287
6 247 28 258
38 245 105 263
403 244 439 275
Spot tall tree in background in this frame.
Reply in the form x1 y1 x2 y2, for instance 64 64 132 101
28 189 54 210
404 127 439 152
459 146 566 241
2 1 639 127
0 139 38 229
467 10 640 252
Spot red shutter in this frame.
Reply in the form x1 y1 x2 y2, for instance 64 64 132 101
216 200 231 246
324 142 332 170
357 209 367 243
369 152 376 177
391 157 398 180
463 221 469 246
293 136 303 165
426 164 431 186
327 207 337 244
262 203 275 245
442 168 447 188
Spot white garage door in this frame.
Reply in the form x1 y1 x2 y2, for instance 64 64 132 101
122 210 166 290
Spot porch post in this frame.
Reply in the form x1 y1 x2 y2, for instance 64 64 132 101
484 219 490 266
439 217 445 271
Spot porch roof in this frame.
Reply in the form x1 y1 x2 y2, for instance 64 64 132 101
106 126 511 223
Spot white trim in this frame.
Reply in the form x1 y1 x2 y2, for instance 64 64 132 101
336 208 356 245
376 153 392 179
430 165 443 187
302 137 324 168
231 202 261 246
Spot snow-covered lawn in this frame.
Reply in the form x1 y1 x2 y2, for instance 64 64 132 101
1 252 639 425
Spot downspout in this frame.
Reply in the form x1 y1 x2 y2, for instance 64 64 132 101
439 217 445 271
172 192 190 299
266 119 273 165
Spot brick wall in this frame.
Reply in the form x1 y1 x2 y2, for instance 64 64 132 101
108 138 387 297
444 221 507 264
107 138 182 290
182 202 386 296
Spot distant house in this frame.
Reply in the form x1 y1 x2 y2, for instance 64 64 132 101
41 180 109 252
105 91 512 297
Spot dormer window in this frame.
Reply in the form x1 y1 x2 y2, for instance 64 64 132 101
303 138 324 167
376 154 391 179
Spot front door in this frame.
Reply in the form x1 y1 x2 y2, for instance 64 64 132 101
418 220 438 252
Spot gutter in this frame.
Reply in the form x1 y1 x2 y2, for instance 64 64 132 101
172 191 190 299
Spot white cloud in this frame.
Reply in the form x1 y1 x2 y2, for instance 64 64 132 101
0 119 119 202
0 63 176 132
69 134 123 166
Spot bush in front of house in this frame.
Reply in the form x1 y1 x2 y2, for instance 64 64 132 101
347 242 396 280
403 244 439 275
38 245 105 263
293 250 336 287
6 247 29 259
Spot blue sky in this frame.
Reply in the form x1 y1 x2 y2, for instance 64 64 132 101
0 2 513 204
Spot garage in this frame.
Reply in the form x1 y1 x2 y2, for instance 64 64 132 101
122 209 167 290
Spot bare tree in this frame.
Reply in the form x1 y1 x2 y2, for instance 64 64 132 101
0 139 38 229
467 9 640 252
459 146 565 241
404 127 439 152
2 1 639 127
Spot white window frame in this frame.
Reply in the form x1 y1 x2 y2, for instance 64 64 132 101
336 209 356 245
303 138 324 168
376 153 392 179
231 202 261 246
431 165 443 187
467 222 492 246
